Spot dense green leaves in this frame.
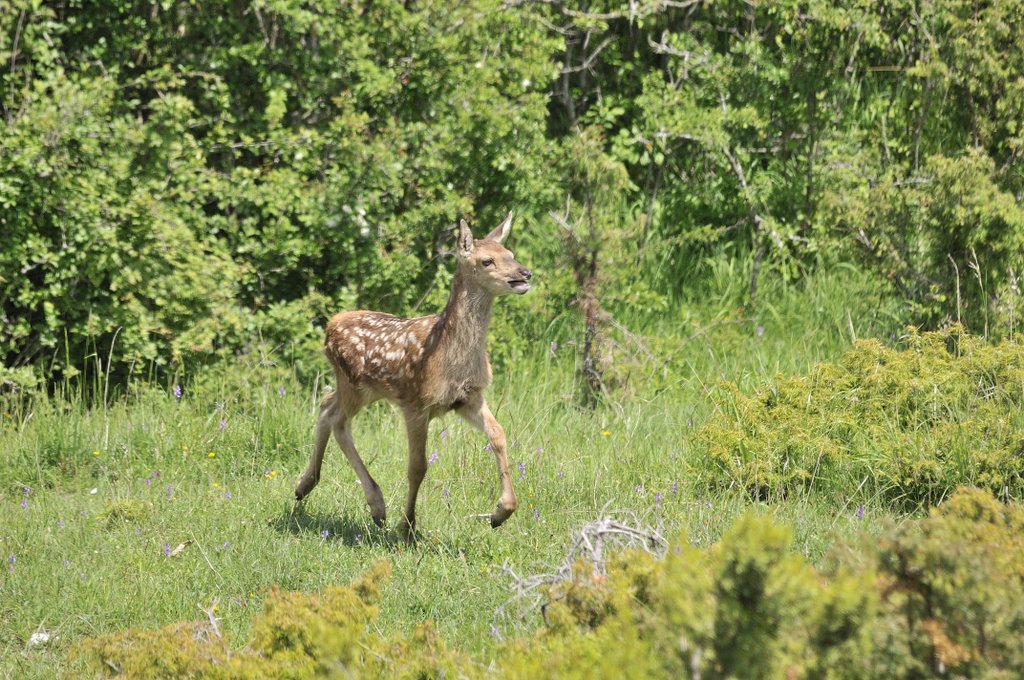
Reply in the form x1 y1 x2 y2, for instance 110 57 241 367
3 0 1024 385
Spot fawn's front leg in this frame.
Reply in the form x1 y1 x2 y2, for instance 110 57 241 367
457 397 517 528
398 412 429 543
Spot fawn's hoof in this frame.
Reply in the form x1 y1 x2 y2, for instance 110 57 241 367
294 476 318 501
398 519 416 545
371 511 386 528
490 503 516 528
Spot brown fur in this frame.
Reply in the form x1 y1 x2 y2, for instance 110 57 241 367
295 212 532 541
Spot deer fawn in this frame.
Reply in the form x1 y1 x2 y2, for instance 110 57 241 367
295 212 532 541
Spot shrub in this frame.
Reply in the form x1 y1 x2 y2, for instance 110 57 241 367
70 490 1024 678
691 327 1024 506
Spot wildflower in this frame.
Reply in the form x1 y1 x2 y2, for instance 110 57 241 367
20 500 27 509
675 546 682 555
163 544 172 557
549 341 558 354
518 461 526 480
655 492 663 509
8 554 14 566
756 325 765 338
533 508 539 520
166 485 174 497
218 419 226 431
56 520 64 529
484 443 492 452
212 482 220 489
601 431 610 437
278 386 286 398
264 470 276 479
22 486 30 496
672 481 679 494
856 505 865 520
705 500 713 509
215 401 223 411
635 485 643 495
224 491 233 500
557 470 564 479
92 450 100 457
428 452 439 465
536 447 543 454
63 559 70 568
222 541 229 550
320 529 330 539
208 451 216 459
439 428 449 443
145 478 151 487
173 384 182 400
442 488 449 498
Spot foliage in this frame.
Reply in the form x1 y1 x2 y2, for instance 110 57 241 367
4 0 1024 386
69 489 1024 678
693 327 1024 506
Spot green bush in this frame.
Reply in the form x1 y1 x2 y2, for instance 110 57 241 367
692 327 1024 506
71 489 1024 678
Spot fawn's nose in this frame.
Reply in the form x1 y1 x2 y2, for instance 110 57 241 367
520 267 533 280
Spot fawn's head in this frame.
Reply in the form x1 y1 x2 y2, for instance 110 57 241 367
456 212 533 296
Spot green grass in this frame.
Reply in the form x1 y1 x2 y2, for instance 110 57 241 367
0 265 909 677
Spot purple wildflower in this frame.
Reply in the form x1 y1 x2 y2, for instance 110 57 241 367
428 452 439 465
484 443 492 452
320 529 329 539
224 491 232 500
856 505 865 520
56 520 64 529
166 485 174 498
706 500 713 509
20 500 27 509
675 546 682 555
439 428 449 443
218 418 227 431
222 541 229 550
173 384 182 400
163 544 172 557
215 401 223 411
536 447 543 454
8 554 15 566
145 478 151 487
756 325 765 338
557 470 564 479
63 559 70 568
533 508 539 520
655 492 663 509
22 486 30 496
672 481 679 494
442 488 449 498
278 386 286 398
518 461 526 480
635 485 643 495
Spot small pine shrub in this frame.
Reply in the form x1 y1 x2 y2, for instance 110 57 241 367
70 490 1024 679
692 327 1024 506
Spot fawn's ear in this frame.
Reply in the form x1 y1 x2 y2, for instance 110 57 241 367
457 219 475 259
484 211 513 244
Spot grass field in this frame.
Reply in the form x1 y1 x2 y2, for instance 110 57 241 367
0 266 910 677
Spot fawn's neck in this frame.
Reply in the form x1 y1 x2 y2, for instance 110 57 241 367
435 272 494 359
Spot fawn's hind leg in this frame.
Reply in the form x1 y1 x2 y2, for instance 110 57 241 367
333 419 386 526
295 392 336 500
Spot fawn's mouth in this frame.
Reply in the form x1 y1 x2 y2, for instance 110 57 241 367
507 279 531 293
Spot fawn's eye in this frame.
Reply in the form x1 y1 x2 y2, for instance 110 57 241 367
481 258 494 267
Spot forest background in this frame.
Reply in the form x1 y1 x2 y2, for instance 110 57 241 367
3 0 1023 391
